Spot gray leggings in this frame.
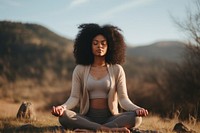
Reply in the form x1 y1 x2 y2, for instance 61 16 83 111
59 108 142 130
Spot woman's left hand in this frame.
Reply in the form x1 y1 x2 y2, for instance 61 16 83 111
135 108 148 117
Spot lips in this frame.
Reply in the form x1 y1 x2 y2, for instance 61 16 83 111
97 49 103 53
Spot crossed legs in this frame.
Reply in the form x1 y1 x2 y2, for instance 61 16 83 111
59 109 142 131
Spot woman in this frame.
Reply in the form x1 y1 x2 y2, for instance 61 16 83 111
51 23 148 133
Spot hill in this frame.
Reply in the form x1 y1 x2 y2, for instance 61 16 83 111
127 41 186 62
0 21 187 85
0 21 74 84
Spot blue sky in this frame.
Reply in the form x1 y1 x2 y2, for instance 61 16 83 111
0 0 195 46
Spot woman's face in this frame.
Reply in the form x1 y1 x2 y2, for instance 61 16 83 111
92 34 108 57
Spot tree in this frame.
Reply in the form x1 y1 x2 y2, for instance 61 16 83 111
166 0 200 120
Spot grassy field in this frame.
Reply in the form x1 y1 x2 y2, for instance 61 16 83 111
1 99 200 133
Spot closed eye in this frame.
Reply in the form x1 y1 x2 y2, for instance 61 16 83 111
101 40 107 45
93 40 98 45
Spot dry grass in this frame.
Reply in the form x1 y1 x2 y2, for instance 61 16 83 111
2 113 200 133
140 114 200 133
0 83 200 133
0 115 61 133
1 103 200 133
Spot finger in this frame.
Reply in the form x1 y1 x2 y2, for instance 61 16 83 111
57 108 61 116
60 109 64 116
52 106 56 114
146 110 149 115
143 110 148 116
139 110 142 116
137 110 141 116
54 106 61 116
53 106 56 113
58 107 64 116
52 107 59 116
55 107 60 115
139 109 145 116
54 107 59 115
142 110 146 116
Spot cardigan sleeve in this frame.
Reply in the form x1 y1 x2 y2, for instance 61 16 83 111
115 65 141 111
61 65 82 110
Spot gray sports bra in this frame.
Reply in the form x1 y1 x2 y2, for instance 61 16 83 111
86 74 111 99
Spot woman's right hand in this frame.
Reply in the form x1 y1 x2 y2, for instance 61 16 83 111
135 108 148 117
51 106 65 117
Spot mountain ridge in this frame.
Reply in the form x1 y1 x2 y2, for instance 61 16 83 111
127 41 186 62
0 21 186 83
0 21 74 83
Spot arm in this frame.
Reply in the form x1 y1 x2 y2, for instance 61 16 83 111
52 66 82 116
61 65 82 110
116 65 141 111
116 65 148 116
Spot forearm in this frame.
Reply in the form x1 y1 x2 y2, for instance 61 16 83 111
119 98 141 111
61 96 79 110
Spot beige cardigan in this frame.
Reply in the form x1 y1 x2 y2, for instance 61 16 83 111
62 64 140 115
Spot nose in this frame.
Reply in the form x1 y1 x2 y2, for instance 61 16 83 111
97 43 103 48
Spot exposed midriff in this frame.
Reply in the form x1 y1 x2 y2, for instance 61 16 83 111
89 98 108 109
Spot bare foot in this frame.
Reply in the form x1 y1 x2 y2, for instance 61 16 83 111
99 127 130 133
74 128 95 133
110 127 130 133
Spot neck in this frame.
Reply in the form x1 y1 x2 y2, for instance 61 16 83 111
92 57 106 67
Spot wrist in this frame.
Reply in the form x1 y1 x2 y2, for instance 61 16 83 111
61 105 66 110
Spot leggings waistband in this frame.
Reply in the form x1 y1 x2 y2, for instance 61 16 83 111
86 108 112 117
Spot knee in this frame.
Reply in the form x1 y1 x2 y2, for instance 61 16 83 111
125 111 142 128
59 113 66 124
129 112 143 128
59 109 76 128
58 111 68 127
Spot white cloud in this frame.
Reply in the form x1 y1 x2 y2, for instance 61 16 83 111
96 0 157 20
1 0 22 7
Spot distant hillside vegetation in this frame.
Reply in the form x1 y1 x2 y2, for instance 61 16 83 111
0 21 186 86
0 21 74 84
127 41 186 62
